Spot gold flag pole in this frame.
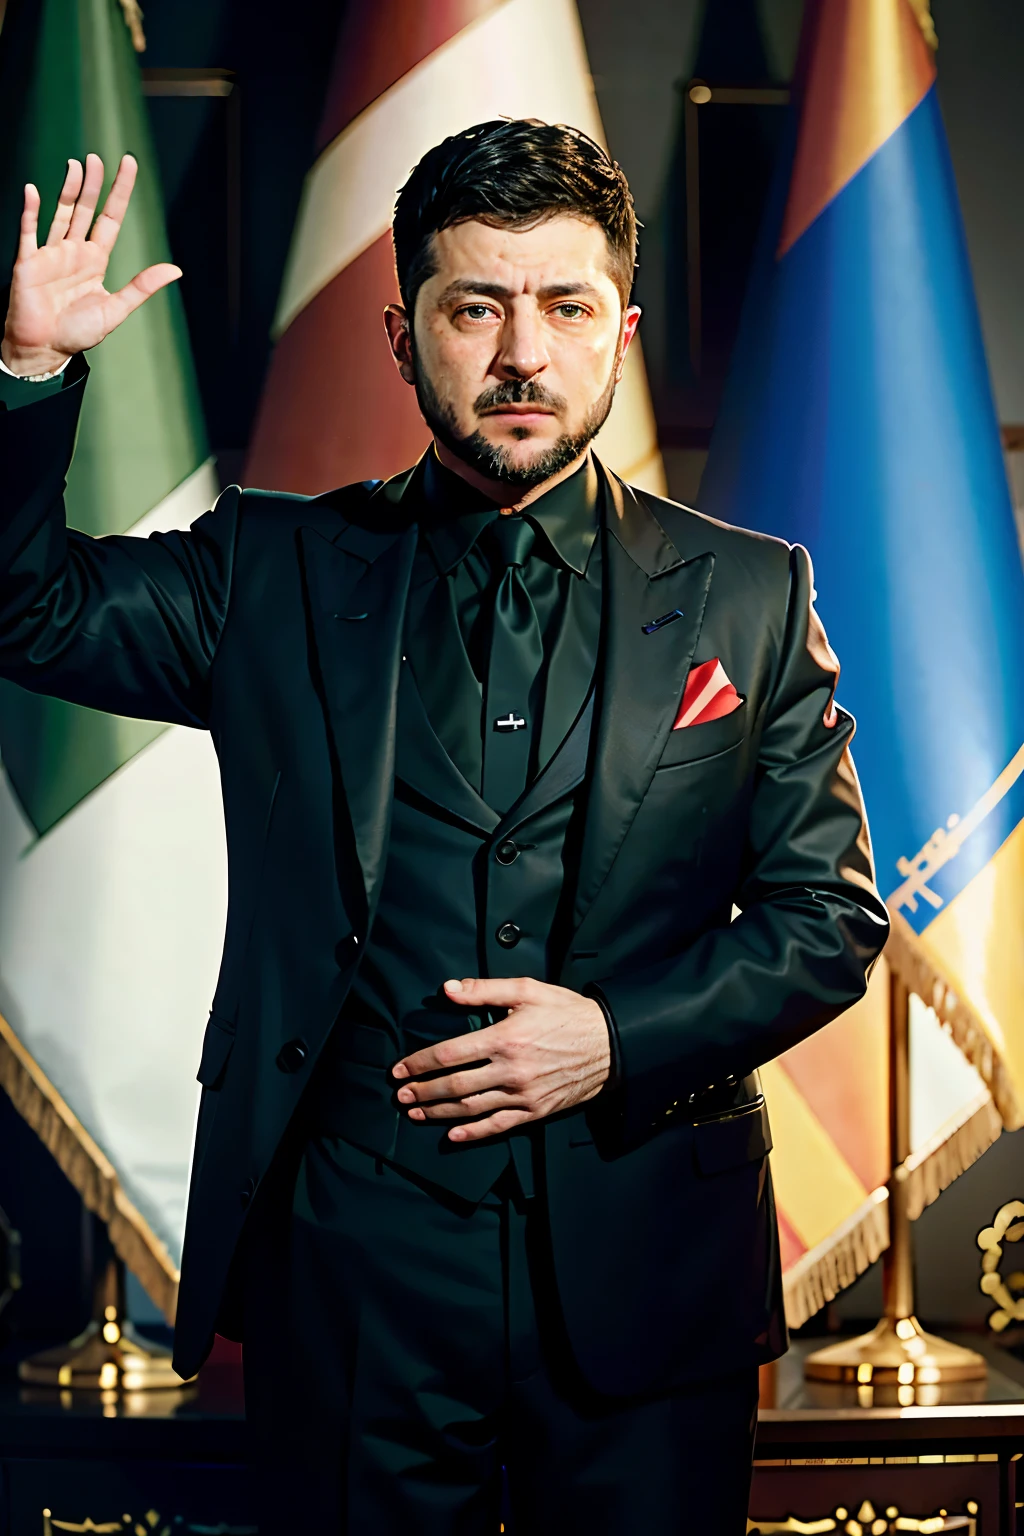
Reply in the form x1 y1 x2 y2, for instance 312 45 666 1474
804 967 988 1391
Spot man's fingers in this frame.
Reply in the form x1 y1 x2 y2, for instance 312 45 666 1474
397 1057 513 1105
66 152 105 240
89 153 138 253
106 262 182 325
407 1088 527 1121
392 997 546 1079
17 184 40 260
392 988 541 1081
443 975 540 1010
45 160 84 246
391 1029 499 1081
446 1108 532 1143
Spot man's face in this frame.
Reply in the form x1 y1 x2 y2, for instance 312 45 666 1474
386 215 640 491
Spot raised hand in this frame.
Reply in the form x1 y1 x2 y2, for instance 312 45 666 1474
1 152 181 377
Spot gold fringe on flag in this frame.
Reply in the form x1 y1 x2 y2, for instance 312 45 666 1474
782 1187 889 1330
903 1088 1004 1221
0 1012 178 1322
886 909 1024 1130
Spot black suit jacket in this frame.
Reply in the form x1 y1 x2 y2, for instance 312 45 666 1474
0 365 889 1393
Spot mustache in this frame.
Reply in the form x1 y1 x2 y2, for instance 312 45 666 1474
473 380 567 413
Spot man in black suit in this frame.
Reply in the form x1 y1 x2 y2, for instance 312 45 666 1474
0 121 888 1532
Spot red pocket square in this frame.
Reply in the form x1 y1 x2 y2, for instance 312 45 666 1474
673 658 742 729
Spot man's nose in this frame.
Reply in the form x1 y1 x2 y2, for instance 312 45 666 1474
494 307 549 380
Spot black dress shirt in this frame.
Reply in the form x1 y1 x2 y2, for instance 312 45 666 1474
404 449 602 792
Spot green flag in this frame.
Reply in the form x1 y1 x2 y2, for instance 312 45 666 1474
0 0 224 1306
0 0 210 834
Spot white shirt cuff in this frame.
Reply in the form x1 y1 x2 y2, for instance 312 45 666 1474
0 353 72 382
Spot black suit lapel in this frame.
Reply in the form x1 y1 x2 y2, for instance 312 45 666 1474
573 471 715 930
300 515 418 932
500 685 596 837
395 663 500 836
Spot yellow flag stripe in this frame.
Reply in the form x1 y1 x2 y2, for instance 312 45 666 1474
761 1058 870 1251
921 815 1024 1130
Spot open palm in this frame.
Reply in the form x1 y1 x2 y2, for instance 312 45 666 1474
2 152 181 375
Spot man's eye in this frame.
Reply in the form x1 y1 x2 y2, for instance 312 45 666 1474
458 304 494 320
554 303 586 319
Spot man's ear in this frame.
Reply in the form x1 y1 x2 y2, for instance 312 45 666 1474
615 305 642 384
384 304 415 385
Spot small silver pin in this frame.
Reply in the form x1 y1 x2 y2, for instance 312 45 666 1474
642 609 685 635
494 712 527 732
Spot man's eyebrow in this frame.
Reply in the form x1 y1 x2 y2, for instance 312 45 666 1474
435 279 605 305
536 281 603 301
436 280 510 305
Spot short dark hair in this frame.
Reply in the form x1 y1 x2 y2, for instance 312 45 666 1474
392 118 637 319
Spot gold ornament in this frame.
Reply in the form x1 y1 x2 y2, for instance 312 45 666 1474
977 1198 1024 1330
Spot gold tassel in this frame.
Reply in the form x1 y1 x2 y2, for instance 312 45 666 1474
117 0 146 53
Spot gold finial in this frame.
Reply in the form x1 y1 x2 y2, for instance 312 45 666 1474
906 0 937 50
117 0 146 52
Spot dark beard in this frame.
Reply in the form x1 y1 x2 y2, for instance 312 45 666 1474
413 354 619 492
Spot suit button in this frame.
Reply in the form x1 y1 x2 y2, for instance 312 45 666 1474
240 1178 257 1209
276 1038 308 1074
495 839 520 866
496 921 521 948
336 934 360 963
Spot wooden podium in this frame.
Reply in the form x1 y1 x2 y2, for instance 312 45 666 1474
751 1335 1024 1534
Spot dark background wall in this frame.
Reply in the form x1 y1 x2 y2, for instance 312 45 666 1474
1 0 1022 1346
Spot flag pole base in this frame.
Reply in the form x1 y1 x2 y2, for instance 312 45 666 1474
18 1317 195 1392
19 1247 194 1395
803 1314 987 1386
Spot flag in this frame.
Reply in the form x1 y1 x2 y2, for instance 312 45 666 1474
0 0 226 1316
700 0 1021 1323
245 0 665 496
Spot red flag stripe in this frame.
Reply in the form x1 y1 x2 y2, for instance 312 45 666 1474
316 0 507 150
246 233 429 494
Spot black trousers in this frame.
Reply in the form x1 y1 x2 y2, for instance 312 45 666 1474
241 1130 759 1534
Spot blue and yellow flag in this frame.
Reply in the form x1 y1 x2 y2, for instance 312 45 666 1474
701 0 1024 1303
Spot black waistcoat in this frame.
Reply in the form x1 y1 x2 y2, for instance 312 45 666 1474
310 650 596 1203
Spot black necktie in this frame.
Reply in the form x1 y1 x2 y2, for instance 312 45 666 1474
482 515 543 813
